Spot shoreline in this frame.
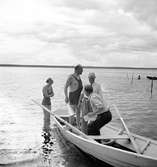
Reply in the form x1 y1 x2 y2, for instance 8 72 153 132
0 64 157 70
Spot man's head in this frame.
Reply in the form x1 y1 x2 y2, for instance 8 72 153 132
88 72 96 84
84 84 93 96
46 78 53 85
74 64 83 75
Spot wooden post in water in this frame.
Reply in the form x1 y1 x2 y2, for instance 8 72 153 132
131 73 134 84
151 79 153 98
146 76 157 98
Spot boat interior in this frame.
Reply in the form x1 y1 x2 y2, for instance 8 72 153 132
56 116 136 153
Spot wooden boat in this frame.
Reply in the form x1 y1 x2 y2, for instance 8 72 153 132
147 76 157 80
33 100 157 167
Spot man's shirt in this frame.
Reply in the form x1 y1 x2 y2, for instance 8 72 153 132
92 82 103 99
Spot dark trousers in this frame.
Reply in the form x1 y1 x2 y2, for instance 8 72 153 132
87 111 112 135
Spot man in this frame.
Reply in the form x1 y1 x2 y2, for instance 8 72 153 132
83 84 112 135
88 72 103 99
64 64 83 127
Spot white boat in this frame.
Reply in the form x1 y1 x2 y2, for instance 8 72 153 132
33 100 157 167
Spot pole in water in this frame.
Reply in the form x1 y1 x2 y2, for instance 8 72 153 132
151 79 153 98
131 73 134 84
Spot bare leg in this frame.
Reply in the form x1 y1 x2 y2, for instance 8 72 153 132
68 105 75 125
69 115 74 125
43 105 51 132
69 105 80 128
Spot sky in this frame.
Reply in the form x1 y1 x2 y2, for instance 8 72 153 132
0 0 157 67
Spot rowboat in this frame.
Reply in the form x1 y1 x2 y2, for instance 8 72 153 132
33 100 157 167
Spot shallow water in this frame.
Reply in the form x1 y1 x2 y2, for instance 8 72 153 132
0 67 157 166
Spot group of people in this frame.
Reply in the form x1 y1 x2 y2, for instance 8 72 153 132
64 64 112 135
42 64 112 136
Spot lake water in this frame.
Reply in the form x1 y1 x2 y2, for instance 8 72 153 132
0 67 157 166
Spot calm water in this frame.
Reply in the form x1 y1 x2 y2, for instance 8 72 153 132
0 67 157 166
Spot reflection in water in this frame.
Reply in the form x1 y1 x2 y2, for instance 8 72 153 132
41 110 54 164
41 130 54 162
41 108 112 167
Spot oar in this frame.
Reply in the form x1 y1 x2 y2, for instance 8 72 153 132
113 104 141 154
32 99 92 140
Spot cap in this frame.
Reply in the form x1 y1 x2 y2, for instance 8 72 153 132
88 72 96 78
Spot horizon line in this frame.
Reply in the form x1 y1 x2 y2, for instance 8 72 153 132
0 63 156 70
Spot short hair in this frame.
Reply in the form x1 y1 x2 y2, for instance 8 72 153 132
74 64 82 71
46 78 53 83
84 84 93 94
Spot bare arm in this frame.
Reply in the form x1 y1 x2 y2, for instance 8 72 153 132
64 82 69 99
49 87 54 97
64 75 72 103
98 84 104 100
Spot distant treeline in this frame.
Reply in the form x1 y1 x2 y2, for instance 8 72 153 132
0 64 157 70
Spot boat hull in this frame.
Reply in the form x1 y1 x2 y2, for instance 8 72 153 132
55 118 157 167
32 100 157 167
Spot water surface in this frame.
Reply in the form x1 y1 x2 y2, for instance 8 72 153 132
0 67 157 166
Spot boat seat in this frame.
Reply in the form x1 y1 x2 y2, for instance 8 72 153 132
87 135 129 140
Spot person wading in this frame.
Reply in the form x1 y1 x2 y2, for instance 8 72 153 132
64 64 83 128
42 78 54 131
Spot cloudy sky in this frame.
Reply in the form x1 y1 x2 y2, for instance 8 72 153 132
0 0 157 67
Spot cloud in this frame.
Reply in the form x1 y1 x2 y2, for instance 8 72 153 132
0 0 157 67
118 0 157 30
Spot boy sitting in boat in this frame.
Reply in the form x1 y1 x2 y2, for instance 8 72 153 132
83 85 112 135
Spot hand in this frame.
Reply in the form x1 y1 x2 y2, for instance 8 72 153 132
87 112 95 117
84 115 89 122
65 97 69 103
50 92 54 97
84 113 97 122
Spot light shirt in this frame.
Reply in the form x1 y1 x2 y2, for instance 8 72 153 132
92 82 103 99
90 93 109 113
84 93 109 122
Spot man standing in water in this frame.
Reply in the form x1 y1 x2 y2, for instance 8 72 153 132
64 64 83 128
